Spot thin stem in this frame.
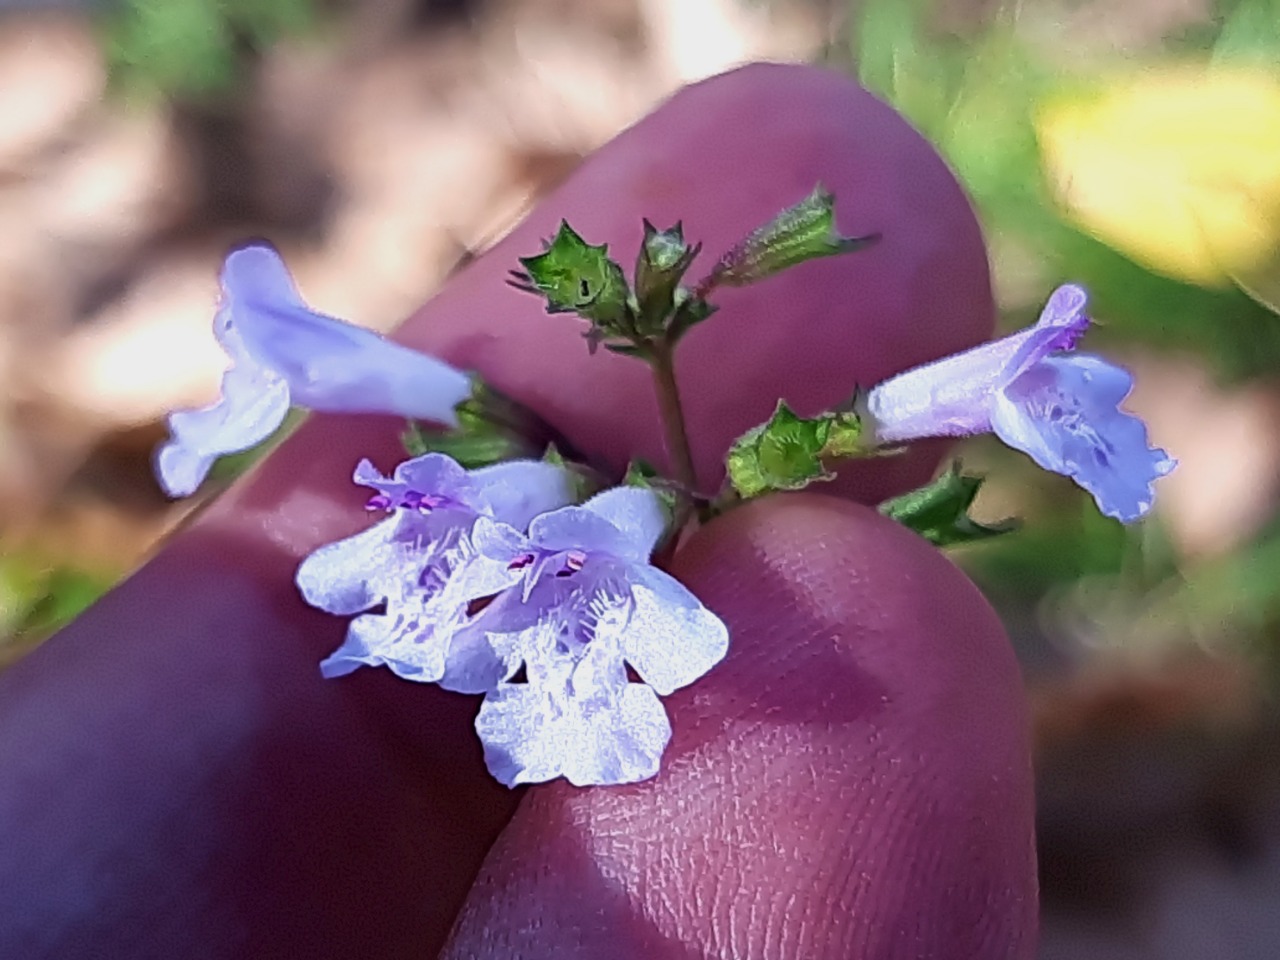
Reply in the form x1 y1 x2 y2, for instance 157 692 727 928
648 340 697 493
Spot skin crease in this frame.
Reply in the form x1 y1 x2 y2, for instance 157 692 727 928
0 63 1033 960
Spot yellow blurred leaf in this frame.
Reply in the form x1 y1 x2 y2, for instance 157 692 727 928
1036 66 1280 287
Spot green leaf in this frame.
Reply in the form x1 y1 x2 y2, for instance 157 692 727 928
709 185 878 287
853 0 967 143
634 220 701 333
401 420 522 469
1212 0 1280 68
878 464 1018 547
106 0 318 99
518 222 631 327
726 402 834 498
401 376 542 468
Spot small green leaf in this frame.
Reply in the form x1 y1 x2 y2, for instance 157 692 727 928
518 222 631 327
401 377 541 468
878 464 1018 547
726 401 835 499
401 421 523 469
708 185 878 287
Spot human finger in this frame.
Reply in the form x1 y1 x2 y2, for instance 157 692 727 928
442 495 1038 960
0 63 994 960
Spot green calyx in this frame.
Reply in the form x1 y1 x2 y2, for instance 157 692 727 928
634 220 702 333
517 221 631 327
725 401 867 499
708 185 879 287
878 463 1019 547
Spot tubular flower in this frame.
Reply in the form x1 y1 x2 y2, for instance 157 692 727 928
866 285 1174 522
155 243 472 497
453 487 730 787
296 453 576 682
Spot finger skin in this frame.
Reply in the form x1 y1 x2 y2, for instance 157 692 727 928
402 62 993 503
443 495 1038 960
0 65 994 959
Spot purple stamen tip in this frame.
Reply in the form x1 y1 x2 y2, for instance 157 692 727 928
555 550 588 577
365 493 393 511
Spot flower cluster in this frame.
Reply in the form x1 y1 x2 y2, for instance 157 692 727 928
159 242 728 787
157 221 1173 789
301 468 728 786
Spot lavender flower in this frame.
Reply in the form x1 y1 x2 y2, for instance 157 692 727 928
155 243 472 497
454 487 730 787
866 285 1174 522
296 453 576 682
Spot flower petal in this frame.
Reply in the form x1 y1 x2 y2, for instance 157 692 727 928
438 624 526 695
621 566 730 696
222 243 471 424
529 487 667 563
1003 283 1091 382
475 642 671 787
319 607 448 680
992 354 1175 522
154 361 291 497
866 284 1091 444
295 515 401 614
527 505 633 560
469 460 578 528
580 487 670 558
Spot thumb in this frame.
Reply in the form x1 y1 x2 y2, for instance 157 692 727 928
442 494 1037 959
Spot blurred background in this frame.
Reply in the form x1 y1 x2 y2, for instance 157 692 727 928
0 0 1277 955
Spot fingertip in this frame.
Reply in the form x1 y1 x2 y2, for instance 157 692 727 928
443 494 1036 959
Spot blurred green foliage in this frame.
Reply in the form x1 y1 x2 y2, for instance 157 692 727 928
104 0 319 98
0 553 115 662
849 0 1280 665
852 0 1280 381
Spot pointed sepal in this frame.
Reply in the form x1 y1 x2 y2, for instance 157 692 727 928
726 401 835 499
878 463 1019 547
517 221 631 328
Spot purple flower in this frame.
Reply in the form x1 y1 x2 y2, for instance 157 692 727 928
296 453 576 682
452 487 730 787
866 285 1174 522
155 243 472 497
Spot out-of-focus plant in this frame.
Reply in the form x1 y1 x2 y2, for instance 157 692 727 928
1037 67 1280 294
104 0 319 98
849 0 1280 382
847 0 1280 669
0 553 115 666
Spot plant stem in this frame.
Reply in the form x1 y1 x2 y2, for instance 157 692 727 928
648 340 697 494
